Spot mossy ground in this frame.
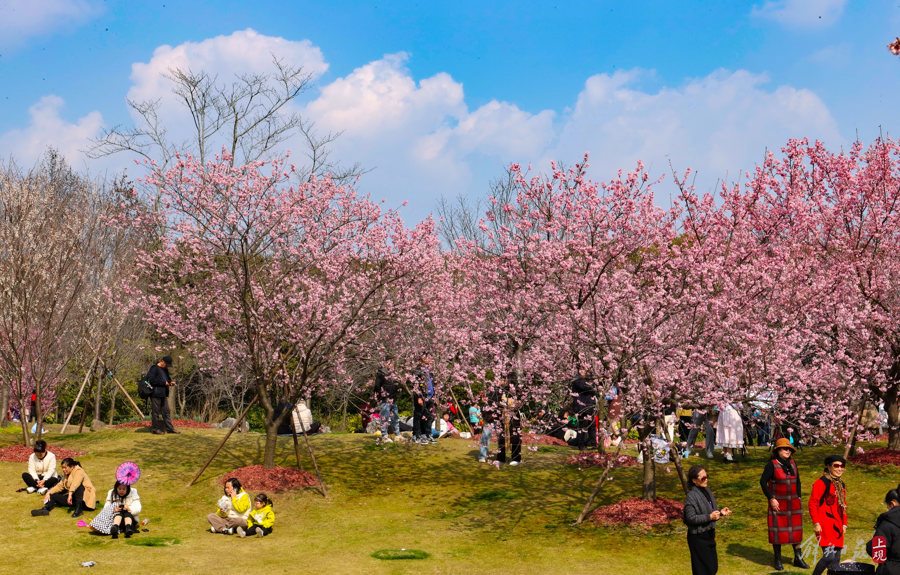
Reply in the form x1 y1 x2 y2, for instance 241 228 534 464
0 424 892 574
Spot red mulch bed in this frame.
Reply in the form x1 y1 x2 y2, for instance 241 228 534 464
849 447 900 466
0 444 86 462
115 419 213 429
567 451 640 468
590 497 684 527
524 433 568 446
470 433 568 446
222 465 319 492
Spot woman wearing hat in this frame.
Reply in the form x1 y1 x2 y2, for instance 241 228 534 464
760 437 809 570
808 455 848 575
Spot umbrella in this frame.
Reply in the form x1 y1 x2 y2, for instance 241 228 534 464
116 461 141 485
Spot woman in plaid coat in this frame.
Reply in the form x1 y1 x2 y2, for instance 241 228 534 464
760 437 809 571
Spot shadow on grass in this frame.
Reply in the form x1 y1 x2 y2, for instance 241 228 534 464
726 542 774 566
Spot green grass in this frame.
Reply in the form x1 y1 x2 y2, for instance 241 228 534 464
0 426 891 574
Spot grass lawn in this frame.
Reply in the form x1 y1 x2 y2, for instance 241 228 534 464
1 424 895 574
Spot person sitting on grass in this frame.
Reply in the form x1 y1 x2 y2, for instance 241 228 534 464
90 481 142 539
208 478 251 534
21 439 59 495
237 493 275 538
32 457 96 518
432 412 460 439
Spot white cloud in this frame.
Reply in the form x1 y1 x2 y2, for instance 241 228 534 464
808 42 853 67
126 29 329 155
0 31 846 226
304 53 555 219
751 0 847 29
0 0 102 50
548 69 842 195
0 95 103 166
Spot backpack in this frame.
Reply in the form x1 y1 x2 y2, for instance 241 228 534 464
137 371 153 400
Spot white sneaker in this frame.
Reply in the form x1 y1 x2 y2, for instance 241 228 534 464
209 526 217 533
26 487 35 493
224 528 233 535
236 527 246 538
382 437 393 443
37 487 47 495
478 458 486 463
256 529 264 538
509 461 520 466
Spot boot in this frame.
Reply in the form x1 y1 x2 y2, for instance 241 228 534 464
31 500 55 516
110 525 119 539
773 547 783 571
793 547 810 569
71 502 84 518
124 524 133 538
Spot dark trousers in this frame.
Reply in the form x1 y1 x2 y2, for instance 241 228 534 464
49 485 93 511
576 411 596 449
687 530 718 575
811 546 841 575
413 400 433 439
150 395 176 432
496 423 522 463
685 411 706 450
22 473 59 490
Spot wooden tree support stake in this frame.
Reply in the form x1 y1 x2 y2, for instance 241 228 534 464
295 411 327 498
573 423 632 525
188 395 259 487
61 357 98 434
93 354 145 420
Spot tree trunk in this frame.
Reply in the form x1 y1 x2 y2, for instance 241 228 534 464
640 426 656 502
167 390 177 422
887 384 900 450
263 421 279 468
0 384 8 428
108 383 118 426
93 362 103 422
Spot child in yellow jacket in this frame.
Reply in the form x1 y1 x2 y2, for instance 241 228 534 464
237 493 274 538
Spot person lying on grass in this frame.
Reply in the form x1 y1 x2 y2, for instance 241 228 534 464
237 493 275 538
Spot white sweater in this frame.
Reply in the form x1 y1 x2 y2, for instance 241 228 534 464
105 487 142 516
27 452 58 480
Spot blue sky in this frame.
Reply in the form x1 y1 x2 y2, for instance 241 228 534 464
1 0 898 224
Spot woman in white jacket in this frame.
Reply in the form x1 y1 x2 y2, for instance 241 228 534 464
90 481 142 538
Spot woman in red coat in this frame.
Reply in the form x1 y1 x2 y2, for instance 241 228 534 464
808 455 848 575
760 437 809 570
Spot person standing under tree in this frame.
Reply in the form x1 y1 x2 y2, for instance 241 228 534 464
808 455 849 575
374 356 400 442
683 465 732 575
148 356 178 435
412 354 436 444
760 437 809 570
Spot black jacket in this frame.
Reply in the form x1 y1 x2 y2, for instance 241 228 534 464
684 486 719 535
147 364 171 399
571 377 595 416
374 368 398 403
868 506 900 574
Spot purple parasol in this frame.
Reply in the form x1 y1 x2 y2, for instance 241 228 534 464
116 461 141 485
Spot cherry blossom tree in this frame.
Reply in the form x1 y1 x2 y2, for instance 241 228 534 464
128 151 441 467
0 151 142 443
